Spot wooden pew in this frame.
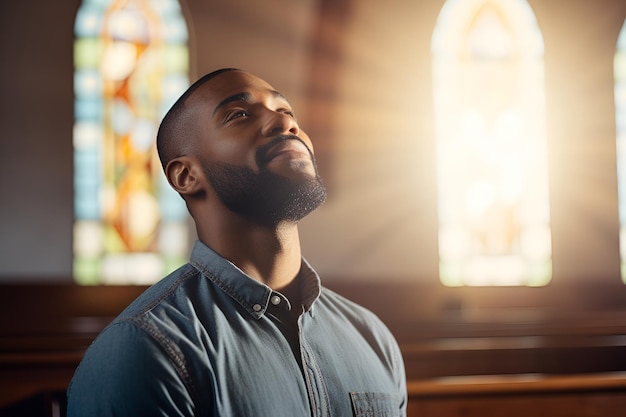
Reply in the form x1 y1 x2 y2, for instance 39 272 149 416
407 373 626 417
2 283 626 416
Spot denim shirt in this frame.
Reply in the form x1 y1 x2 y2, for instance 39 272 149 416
67 241 407 416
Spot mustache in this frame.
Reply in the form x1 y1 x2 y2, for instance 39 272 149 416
255 134 314 168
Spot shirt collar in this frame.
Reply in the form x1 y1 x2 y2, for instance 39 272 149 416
189 240 321 319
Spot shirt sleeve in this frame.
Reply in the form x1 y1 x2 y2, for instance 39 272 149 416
67 320 200 417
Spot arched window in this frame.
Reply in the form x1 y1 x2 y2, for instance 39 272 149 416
432 0 552 286
616 19 626 284
73 0 190 284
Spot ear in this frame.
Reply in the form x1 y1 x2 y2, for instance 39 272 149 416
165 156 205 197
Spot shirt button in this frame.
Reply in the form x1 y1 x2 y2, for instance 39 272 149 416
253 304 262 312
271 295 281 306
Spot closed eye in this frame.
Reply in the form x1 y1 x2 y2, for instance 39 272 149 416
280 108 297 118
226 109 251 122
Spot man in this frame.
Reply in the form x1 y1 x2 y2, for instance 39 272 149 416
67 68 407 416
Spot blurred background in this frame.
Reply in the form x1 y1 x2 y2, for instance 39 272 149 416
1 0 626 415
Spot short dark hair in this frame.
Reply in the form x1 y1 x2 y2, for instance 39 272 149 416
156 68 239 170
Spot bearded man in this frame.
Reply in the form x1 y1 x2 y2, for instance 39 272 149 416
67 68 407 417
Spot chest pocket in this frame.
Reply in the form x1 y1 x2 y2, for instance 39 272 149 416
349 392 400 417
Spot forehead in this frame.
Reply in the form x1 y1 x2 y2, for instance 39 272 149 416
190 70 283 111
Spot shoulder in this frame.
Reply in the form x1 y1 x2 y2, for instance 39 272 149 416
72 263 209 379
70 263 203 377
67 264 211 415
115 263 200 319
318 286 381 321
91 262 214 368
317 286 397 343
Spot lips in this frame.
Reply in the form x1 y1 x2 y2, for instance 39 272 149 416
258 136 313 167
267 140 310 160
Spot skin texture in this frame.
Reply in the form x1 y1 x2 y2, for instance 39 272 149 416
163 70 325 308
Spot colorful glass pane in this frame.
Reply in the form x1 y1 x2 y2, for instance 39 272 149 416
73 0 190 284
433 0 552 286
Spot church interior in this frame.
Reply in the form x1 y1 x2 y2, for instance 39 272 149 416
2 0 626 415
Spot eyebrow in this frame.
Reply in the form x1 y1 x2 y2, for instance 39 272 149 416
212 90 291 117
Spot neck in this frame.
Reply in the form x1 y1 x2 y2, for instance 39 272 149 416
196 210 303 291
234 224 303 290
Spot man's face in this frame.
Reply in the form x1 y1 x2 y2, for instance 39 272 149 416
187 70 327 225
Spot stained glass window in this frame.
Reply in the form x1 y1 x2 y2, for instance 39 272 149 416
73 0 190 284
432 0 552 286
616 20 626 284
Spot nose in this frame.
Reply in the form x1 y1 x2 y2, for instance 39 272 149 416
261 110 300 137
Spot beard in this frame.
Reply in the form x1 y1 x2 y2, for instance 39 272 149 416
201 141 327 227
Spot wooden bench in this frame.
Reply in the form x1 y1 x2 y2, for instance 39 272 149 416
2 283 626 416
407 373 626 417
